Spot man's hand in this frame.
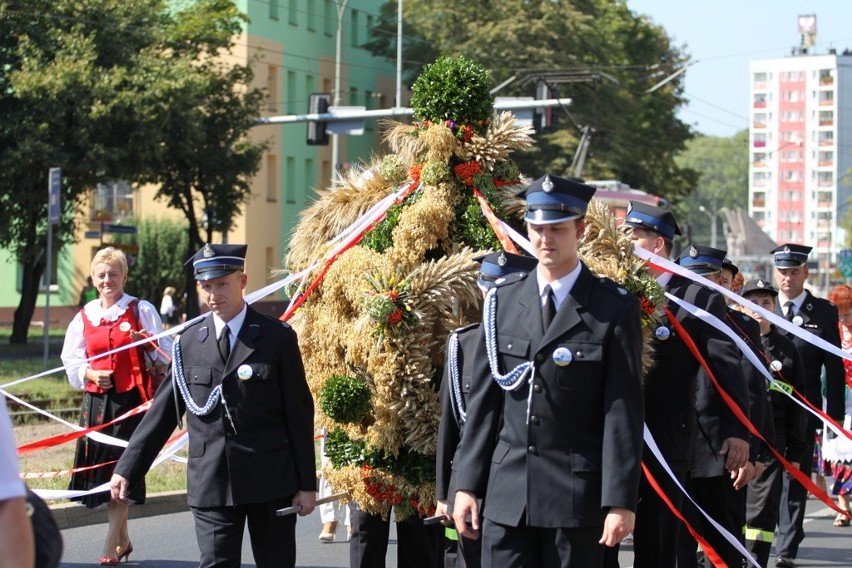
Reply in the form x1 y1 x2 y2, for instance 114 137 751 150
292 491 316 516
452 491 480 540
599 507 635 547
752 460 766 479
110 474 130 503
719 437 749 471
435 500 451 525
730 461 755 490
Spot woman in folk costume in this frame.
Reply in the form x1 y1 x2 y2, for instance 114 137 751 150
61 247 171 565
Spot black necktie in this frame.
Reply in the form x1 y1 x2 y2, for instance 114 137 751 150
784 301 795 322
218 328 231 362
542 285 556 333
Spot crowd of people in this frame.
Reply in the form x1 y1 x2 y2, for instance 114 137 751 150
9 173 848 568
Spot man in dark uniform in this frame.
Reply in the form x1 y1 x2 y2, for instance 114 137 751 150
435 251 537 568
621 202 750 568
770 244 845 568
674 248 768 568
110 244 316 568
739 279 808 567
452 175 645 567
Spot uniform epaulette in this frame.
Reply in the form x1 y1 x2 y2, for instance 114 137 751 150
452 322 480 336
727 306 755 324
596 276 631 299
493 271 527 287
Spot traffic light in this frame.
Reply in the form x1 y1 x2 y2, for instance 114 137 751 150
307 93 331 145
534 80 558 132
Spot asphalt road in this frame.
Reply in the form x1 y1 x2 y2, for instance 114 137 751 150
57 497 852 567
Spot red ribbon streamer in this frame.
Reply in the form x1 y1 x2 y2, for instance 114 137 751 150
641 463 725 568
472 188 518 254
663 306 851 519
17 401 152 455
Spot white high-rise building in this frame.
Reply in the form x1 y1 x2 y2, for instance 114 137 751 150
748 51 852 264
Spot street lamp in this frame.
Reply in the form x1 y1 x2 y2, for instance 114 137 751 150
698 205 718 249
331 0 350 173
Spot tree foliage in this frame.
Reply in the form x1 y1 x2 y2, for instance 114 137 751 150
366 0 698 201
673 130 750 245
0 0 264 342
111 217 190 309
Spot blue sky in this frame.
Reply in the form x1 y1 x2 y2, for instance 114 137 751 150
627 0 852 138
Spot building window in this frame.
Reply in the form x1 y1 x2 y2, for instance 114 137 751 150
270 0 279 20
753 72 767 84
350 9 359 47
818 131 834 146
819 110 834 126
753 132 767 148
306 0 316 30
305 158 315 203
267 65 279 112
91 181 133 222
818 171 834 187
286 157 296 204
819 90 834 106
266 154 278 202
818 150 833 166
286 70 297 114
324 0 334 35
819 69 834 85
289 0 298 25
753 93 766 108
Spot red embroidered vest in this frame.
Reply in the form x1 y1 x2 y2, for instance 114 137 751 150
81 300 145 396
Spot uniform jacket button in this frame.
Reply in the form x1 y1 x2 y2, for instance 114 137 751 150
528 445 537 454
533 384 543 393
530 415 540 424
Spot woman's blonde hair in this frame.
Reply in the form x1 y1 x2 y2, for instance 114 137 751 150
90 247 128 276
164 286 176 296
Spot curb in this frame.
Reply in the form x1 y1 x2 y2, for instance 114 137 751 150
51 491 188 530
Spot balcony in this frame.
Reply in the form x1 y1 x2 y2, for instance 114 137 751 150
818 200 833 208
752 122 767 129
819 98 834 106
752 198 766 208
753 140 767 148
818 160 834 167
753 161 767 168
753 101 767 109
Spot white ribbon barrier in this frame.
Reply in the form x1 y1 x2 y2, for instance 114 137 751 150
31 431 189 500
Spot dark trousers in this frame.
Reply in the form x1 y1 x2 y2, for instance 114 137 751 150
481 517 603 568
191 496 296 568
349 504 442 568
677 475 746 568
745 457 784 566
443 527 482 568
776 433 815 559
632 470 685 568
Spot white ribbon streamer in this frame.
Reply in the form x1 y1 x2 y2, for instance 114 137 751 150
643 426 762 568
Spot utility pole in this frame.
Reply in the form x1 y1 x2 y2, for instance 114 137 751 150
332 0 350 174
395 0 403 108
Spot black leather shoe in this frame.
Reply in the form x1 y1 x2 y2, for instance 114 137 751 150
775 557 796 568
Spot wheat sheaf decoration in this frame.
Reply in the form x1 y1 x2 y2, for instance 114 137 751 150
284 55 534 519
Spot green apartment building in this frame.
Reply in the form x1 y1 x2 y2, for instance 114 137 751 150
0 0 403 320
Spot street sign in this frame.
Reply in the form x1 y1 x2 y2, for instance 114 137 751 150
326 106 366 135
103 223 137 234
48 168 61 225
839 249 852 277
84 230 102 240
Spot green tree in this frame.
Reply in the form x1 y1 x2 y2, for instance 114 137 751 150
368 0 697 201
0 0 264 341
112 217 190 309
673 130 750 246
